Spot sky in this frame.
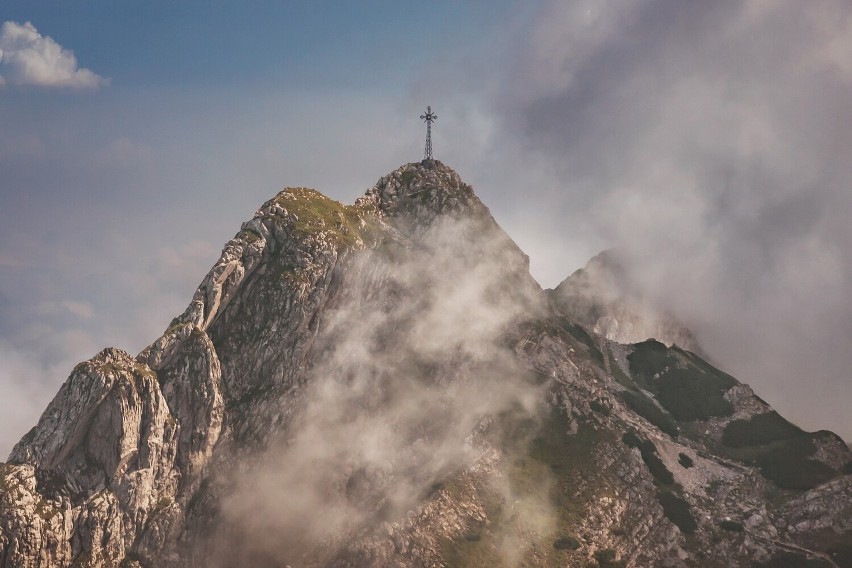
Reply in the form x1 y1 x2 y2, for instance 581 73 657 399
2 0 852 456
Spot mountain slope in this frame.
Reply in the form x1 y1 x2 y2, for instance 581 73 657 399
2 161 850 568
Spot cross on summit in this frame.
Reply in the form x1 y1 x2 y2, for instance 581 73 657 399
420 106 437 160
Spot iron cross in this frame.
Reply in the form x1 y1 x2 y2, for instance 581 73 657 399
420 106 437 160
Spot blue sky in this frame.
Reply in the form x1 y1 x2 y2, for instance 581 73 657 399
2 1 852 455
1 1 515 88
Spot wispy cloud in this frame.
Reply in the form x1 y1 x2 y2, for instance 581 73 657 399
491 0 852 439
0 21 108 90
216 212 551 565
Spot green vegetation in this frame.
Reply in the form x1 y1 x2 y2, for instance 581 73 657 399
607 351 636 390
682 350 739 387
442 531 504 568
553 534 581 550
120 553 144 568
500 408 604 531
755 436 835 490
98 362 123 375
654 369 734 420
720 412 840 490
627 340 670 380
722 412 803 447
33 495 56 521
237 227 262 244
558 319 604 366
621 390 679 438
152 496 172 513
718 519 744 532
187 478 210 513
439 476 505 568
269 258 311 286
589 399 610 415
828 538 852 568
622 430 674 485
442 401 609 568
165 320 191 336
657 490 697 534
272 188 378 250
627 340 735 422
400 170 417 186
523 411 611 562
678 453 694 469
724 432 837 490
590 548 626 568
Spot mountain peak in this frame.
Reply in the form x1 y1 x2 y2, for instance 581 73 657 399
359 160 482 224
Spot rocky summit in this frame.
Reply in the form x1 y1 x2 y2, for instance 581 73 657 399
1 161 851 568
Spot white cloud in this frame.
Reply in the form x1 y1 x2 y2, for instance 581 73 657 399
0 21 108 90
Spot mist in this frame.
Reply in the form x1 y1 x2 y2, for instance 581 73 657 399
214 214 556 566
487 0 852 440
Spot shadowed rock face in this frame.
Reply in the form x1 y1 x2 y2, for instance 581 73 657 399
2 161 850 568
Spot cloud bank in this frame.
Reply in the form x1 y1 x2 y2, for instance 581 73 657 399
493 0 852 438
0 21 108 89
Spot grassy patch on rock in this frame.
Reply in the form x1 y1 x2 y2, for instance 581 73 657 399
442 402 610 567
724 432 837 490
722 412 804 447
755 436 836 490
557 318 605 366
622 430 674 485
719 519 744 532
271 188 379 251
591 548 627 568
621 389 679 438
627 340 735 421
657 490 697 534
553 534 581 550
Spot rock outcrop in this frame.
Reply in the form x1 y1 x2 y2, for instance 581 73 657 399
2 161 850 568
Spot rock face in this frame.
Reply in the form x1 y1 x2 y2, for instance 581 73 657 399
550 250 702 353
2 160 851 568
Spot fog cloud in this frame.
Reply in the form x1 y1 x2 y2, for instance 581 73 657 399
217 215 554 566
495 0 852 438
